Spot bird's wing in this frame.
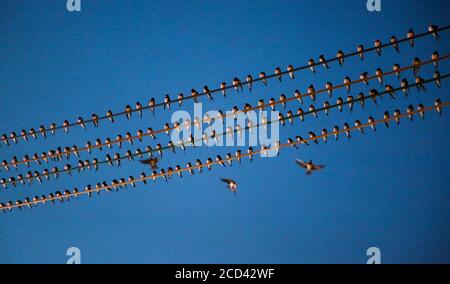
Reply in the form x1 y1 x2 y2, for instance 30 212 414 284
220 178 232 184
295 159 307 169
139 159 151 165
312 164 325 171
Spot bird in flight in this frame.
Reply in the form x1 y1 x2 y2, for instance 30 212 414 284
295 159 325 175
220 178 238 194
139 157 159 170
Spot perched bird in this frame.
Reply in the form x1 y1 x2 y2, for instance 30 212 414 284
375 68 383 84
178 93 184 106
401 79 410 96
390 36 399 53
413 57 421 76
136 102 143 117
332 126 339 140
321 129 328 143
323 101 330 115
308 58 316 73
318 55 329 69
360 72 369 86
187 162 195 176
287 64 295 79
355 120 364 134
368 116 376 131
63 120 70 133
383 111 390 128
407 29 415 47
337 50 344 66
295 159 325 175
296 136 309 146
393 109 401 125
233 77 243 92
246 75 253 91
343 123 351 138
344 76 351 93
307 85 316 102
393 64 401 79
415 76 426 92
259 72 267 86
431 51 439 70
347 95 354 112
374 39 382 56
220 178 238 194
149 98 156 115
203 86 213 101
106 110 114 123
369 89 379 106
435 99 442 115
309 105 318 118
325 82 333 97
308 131 318 144
385 85 396 100
92 114 99 127
297 108 305 121
20 129 28 142
39 126 46 138
357 45 364 61
407 105 414 121
125 105 132 119
274 67 282 81
336 97 344 112
428 24 439 39
164 95 171 110
434 71 441 88
216 155 226 167
417 104 425 119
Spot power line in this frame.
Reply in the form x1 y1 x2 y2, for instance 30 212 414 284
1 100 447 212
1 73 447 187
1 24 448 145
2 53 446 169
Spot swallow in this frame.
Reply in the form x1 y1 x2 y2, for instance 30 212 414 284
407 105 414 121
278 113 285 126
215 155 226 167
267 98 276 111
106 154 113 166
190 159 201 174
383 111 390 128
178 140 186 152
116 134 123 149
435 99 442 115
367 116 376 131
174 165 182 177
374 39 382 56
390 36 399 53
246 75 253 91
369 89 379 106
417 104 425 119
32 153 41 165
309 131 318 144
106 110 114 123
286 110 294 125
323 101 330 115
287 64 295 79
344 76 351 93
407 29 415 47
140 172 147 185
308 58 316 73
337 97 344 112
178 93 184 106
147 127 157 140
309 105 318 118
162 123 170 136
325 82 333 97
291 90 302 106
343 123 351 138
63 120 70 133
428 24 439 39
125 105 133 119
233 77 243 92
259 72 267 86
274 67 282 81
337 50 344 66
136 102 143 117
148 97 156 115
183 162 193 176
392 64 401 79
375 68 383 84
85 141 92 154
125 150 134 161
385 85 396 99
52 167 60 179
156 143 163 156
287 138 297 149
357 45 364 61
321 128 328 143
347 95 354 112
355 120 364 134
433 71 441 88
64 164 72 176
23 155 30 167
220 82 227 96
38 125 47 138
113 153 121 167
307 85 316 102
105 137 113 148
162 95 171 110
401 79 410 96
95 138 103 151
247 147 253 162
84 160 91 170
0 178 6 189
415 76 426 92
295 159 325 175
297 107 305 121
200 86 212 102
431 51 439 70
393 109 401 125
146 146 154 157
318 55 329 69
279 94 287 108
359 72 369 86
296 136 309 146
220 178 238 194
159 169 168 182
19 129 28 142
413 57 421 76
332 126 339 140
72 188 80 198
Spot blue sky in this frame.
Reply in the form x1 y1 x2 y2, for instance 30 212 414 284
0 0 449 264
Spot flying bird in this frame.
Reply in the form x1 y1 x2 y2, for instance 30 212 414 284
220 178 238 194
139 157 159 169
295 159 325 175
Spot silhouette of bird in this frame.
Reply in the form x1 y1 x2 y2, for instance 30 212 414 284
295 159 325 175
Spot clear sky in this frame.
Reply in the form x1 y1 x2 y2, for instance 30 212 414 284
0 0 449 264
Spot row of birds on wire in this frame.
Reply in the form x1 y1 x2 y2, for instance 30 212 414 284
0 25 446 146
0 99 447 212
0 24 448 212
0 52 446 172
